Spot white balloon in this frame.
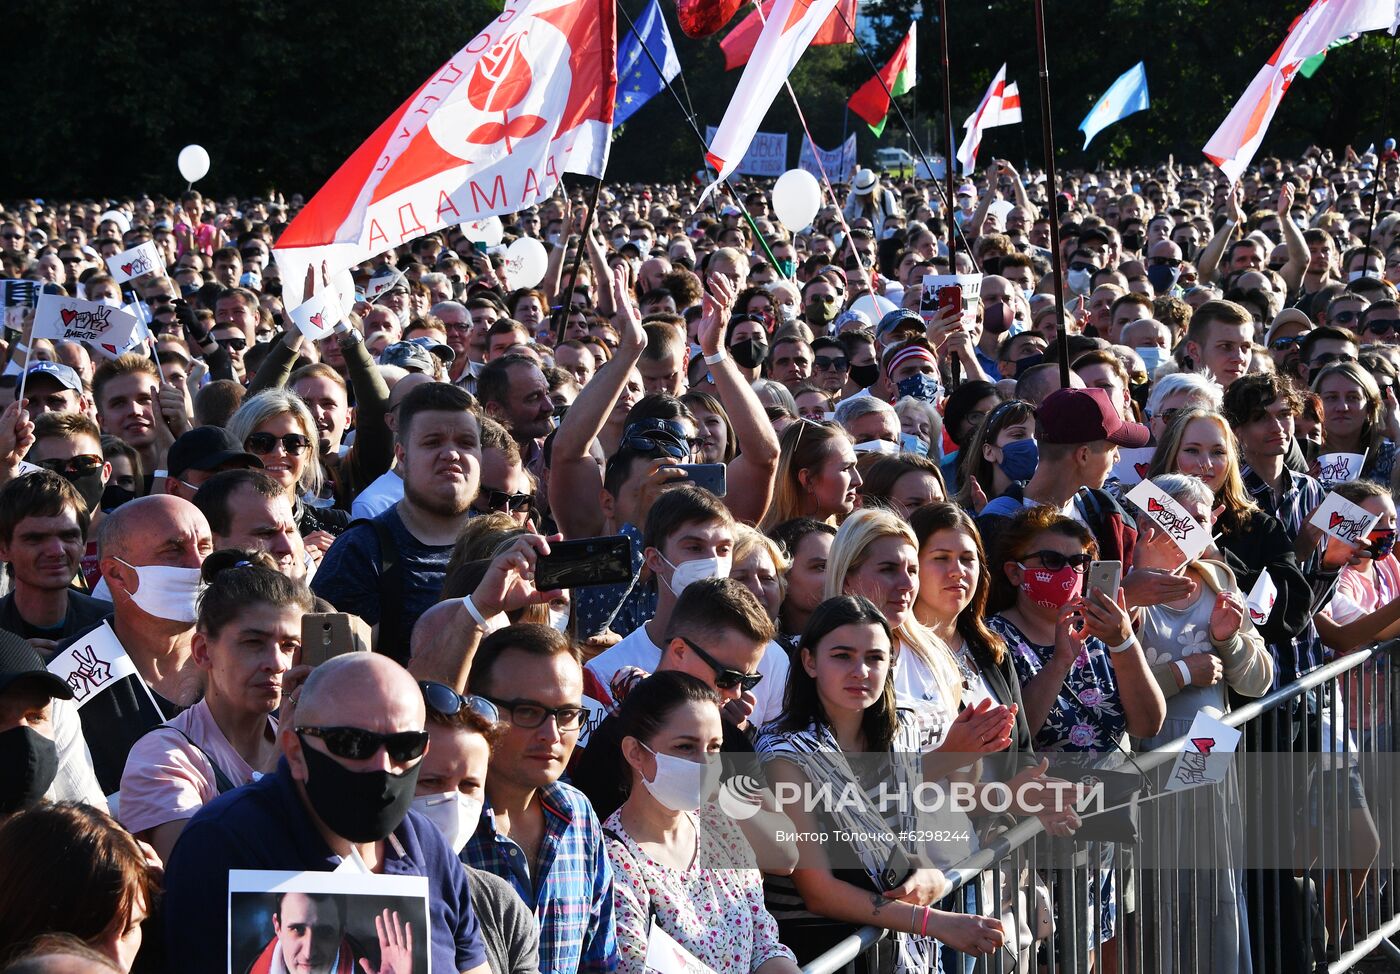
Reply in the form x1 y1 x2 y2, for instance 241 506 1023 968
460 216 504 248
849 293 897 323
503 237 548 289
177 144 210 183
771 169 822 231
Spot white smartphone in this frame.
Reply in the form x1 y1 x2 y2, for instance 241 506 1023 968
1087 560 1122 602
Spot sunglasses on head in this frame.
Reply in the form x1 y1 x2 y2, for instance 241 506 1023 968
480 488 533 513
39 455 104 478
296 725 429 763
1019 550 1092 573
419 680 500 723
681 637 764 691
245 432 311 455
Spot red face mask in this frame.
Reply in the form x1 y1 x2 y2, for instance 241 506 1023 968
1018 564 1083 609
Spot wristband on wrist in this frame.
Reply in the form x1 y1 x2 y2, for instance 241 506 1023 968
461 594 489 629
152 469 168 481
1107 633 1136 654
1173 659 1191 686
919 906 931 937
703 349 726 365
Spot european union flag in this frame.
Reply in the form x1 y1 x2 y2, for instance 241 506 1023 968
614 0 681 127
1079 62 1150 149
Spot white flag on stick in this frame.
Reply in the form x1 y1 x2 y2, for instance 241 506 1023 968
104 241 165 284
47 621 139 709
1126 479 1213 563
1245 570 1278 628
32 293 142 357
1165 709 1242 792
288 290 343 342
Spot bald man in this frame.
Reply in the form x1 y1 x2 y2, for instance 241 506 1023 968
57 495 212 794
164 654 491 974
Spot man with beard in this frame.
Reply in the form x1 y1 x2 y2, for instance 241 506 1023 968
0 471 111 657
312 383 480 664
163 653 490 974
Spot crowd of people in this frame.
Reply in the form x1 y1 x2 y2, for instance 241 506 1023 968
0 136 1398 974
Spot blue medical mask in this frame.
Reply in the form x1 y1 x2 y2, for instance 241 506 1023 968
996 439 1039 481
900 432 928 456
896 373 940 403
1134 346 1167 376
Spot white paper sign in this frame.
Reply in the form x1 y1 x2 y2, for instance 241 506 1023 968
920 273 982 331
1245 570 1278 628
1165 710 1242 792
1126 479 1212 563
1109 446 1156 488
46 621 138 708
15 460 44 477
577 694 608 749
104 241 165 284
32 293 141 356
644 917 720 974
288 289 342 341
1315 452 1366 486
365 266 406 303
1308 490 1380 547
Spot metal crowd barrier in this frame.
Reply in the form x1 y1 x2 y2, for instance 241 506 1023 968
801 641 1400 974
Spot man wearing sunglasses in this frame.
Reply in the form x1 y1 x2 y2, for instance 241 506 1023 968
573 577 775 819
471 418 534 528
464 624 619 974
213 287 261 382
165 653 492 974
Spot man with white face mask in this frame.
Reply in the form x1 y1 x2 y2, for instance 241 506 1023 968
61 494 213 795
583 486 734 708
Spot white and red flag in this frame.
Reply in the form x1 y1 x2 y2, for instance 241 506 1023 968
956 64 1021 174
719 0 856 71
704 0 842 189
1204 0 1398 184
274 0 616 310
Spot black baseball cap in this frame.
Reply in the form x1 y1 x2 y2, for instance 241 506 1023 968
168 427 263 480
0 630 73 700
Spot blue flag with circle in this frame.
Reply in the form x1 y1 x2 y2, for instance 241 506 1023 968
614 0 681 126
1079 62 1150 149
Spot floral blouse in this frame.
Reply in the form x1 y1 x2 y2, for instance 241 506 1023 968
987 614 1126 753
604 802 796 974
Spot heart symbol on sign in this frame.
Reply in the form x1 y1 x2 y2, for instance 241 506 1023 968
120 262 134 276
1249 608 1266 624
60 309 77 326
1147 498 1165 513
1329 511 1345 529
309 311 324 329
1134 462 1150 479
1191 737 1216 755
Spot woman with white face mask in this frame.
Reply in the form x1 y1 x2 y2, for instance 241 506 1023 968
607 671 800 974
413 681 542 974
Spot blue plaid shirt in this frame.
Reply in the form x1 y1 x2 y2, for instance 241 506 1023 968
464 780 618 974
1240 463 1328 685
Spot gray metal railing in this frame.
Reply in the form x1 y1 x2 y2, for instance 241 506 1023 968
800 642 1400 974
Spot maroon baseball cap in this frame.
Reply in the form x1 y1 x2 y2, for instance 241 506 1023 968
1037 387 1150 448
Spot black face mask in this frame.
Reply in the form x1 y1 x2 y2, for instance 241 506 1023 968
1012 352 1044 379
100 484 136 513
849 362 880 389
298 735 421 843
0 725 58 813
65 471 105 513
730 339 769 370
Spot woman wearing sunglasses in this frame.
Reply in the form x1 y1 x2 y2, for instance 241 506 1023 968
1310 360 1398 486
757 596 1006 972
606 671 800 974
117 551 311 863
227 389 348 559
413 682 542 974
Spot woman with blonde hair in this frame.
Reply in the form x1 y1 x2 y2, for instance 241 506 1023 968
227 389 347 549
758 420 862 532
730 523 793 728
1311 359 1397 486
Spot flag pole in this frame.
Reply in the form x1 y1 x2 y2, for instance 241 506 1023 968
832 5 978 267
1364 33 1398 256
553 176 604 344
613 0 786 279
937 0 960 390
1032 0 1071 389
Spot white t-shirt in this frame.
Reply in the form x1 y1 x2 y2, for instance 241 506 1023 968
350 468 404 521
583 624 663 707
749 640 791 729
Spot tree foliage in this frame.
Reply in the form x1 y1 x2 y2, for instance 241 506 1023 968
6 0 1396 198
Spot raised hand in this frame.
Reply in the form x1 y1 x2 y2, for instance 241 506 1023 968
359 910 413 974
611 270 644 354
0 399 34 471
471 534 562 618
1209 590 1244 641
697 273 738 357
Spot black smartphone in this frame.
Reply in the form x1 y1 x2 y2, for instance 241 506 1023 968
535 535 633 591
675 462 726 496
